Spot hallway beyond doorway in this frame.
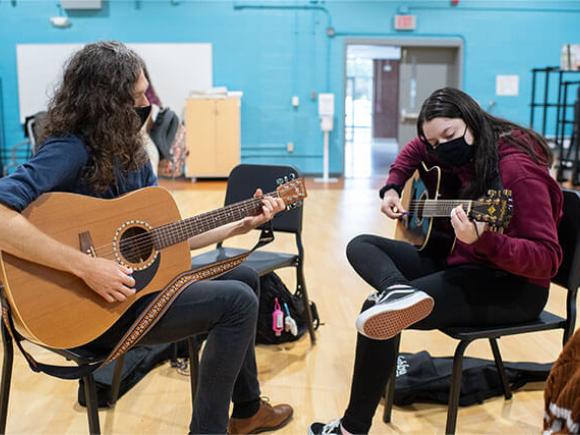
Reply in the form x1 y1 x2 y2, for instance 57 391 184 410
345 128 397 179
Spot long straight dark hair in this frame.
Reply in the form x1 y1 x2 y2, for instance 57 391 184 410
416 87 553 199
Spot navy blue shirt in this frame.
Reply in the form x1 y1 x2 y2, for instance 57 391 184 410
0 135 157 212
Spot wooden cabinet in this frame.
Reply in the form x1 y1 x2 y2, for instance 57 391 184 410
184 96 241 178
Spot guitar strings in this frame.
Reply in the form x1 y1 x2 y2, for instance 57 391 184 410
96 194 271 260
94 198 264 261
107 188 485 253
404 199 508 223
91 190 286 260
101 196 491 261
117 201 492 263
89 190 492 262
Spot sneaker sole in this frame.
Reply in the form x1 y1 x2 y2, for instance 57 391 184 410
356 293 434 340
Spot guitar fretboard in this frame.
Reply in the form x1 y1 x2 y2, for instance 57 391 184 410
150 192 281 250
407 199 475 217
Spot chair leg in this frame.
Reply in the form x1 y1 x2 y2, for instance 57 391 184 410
296 263 316 345
187 337 200 405
383 334 401 423
0 324 14 434
170 342 179 367
109 354 125 406
83 374 101 435
489 338 512 400
446 340 471 435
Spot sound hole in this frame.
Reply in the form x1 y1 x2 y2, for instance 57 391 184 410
415 191 427 224
119 227 154 264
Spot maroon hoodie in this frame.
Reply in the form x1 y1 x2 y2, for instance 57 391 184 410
386 131 563 288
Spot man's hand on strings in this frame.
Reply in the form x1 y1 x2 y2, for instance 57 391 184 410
77 257 136 303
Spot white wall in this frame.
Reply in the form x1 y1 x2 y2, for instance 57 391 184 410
16 42 212 122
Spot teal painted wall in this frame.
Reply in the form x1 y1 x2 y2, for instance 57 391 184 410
1 1 579 174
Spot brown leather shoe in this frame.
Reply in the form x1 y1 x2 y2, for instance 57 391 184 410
228 400 293 434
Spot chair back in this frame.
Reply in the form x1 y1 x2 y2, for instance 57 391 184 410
552 189 580 342
553 189 580 291
24 111 48 155
223 164 303 234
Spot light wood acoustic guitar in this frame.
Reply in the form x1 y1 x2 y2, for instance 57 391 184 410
0 178 307 349
394 162 513 256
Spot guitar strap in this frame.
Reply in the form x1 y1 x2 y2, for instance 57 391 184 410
0 227 275 380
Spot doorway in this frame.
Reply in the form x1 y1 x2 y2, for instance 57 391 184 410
344 45 401 178
343 39 463 179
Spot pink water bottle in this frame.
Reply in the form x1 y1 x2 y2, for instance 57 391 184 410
272 298 284 336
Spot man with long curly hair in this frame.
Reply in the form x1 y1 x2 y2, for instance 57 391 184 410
0 41 293 434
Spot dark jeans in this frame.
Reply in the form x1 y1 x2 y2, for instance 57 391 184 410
341 234 549 434
82 265 261 434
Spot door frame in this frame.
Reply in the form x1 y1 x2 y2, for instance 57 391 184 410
342 37 464 175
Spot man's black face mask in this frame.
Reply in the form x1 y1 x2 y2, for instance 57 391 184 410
134 105 152 130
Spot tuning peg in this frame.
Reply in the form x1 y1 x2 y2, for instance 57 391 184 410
288 173 296 180
276 178 284 185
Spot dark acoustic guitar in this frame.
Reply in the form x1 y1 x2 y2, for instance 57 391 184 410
394 162 513 256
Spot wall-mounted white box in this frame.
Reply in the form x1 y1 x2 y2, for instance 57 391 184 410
496 75 519 96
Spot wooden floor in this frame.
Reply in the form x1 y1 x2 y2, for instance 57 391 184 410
3 177 578 434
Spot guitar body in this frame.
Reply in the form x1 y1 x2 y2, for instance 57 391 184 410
0 187 191 349
394 163 459 256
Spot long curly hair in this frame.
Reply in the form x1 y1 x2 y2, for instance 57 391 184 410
417 87 553 199
39 41 148 193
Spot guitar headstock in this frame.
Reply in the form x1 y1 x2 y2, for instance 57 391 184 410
275 175 308 209
470 189 513 232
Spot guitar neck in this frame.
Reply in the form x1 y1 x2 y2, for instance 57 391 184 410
408 199 474 217
151 192 279 249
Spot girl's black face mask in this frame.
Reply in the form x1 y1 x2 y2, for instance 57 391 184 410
134 105 152 130
428 127 474 167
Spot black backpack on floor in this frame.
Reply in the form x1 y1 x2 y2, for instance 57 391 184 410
393 351 552 406
256 272 320 345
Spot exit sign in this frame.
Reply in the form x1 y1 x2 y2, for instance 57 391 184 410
394 14 417 31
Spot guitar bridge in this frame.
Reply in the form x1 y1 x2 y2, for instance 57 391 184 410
79 232 97 257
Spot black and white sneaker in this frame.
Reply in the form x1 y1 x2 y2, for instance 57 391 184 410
308 418 342 435
355 284 434 340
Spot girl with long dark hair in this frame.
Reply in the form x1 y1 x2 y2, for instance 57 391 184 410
309 87 563 434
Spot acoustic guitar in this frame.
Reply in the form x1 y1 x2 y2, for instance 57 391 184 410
0 178 307 349
394 162 513 256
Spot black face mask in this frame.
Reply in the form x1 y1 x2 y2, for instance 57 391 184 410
430 128 474 167
134 105 152 130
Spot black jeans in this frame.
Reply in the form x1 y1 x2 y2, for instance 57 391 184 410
341 234 549 434
83 265 261 434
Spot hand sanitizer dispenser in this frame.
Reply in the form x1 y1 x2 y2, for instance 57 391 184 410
316 93 337 183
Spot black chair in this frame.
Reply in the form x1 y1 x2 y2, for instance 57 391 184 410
383 189 580 434
4 111 47 176
190 163 317 344
0 287 200 435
